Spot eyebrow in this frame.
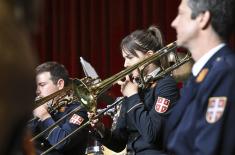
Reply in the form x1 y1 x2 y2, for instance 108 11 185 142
38 82 46 85
124 53 134 58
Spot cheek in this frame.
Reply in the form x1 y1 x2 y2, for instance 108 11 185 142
176 19 198 43
177 19 187 33
132 58 142 65
42 85 57 96
182 22 198 40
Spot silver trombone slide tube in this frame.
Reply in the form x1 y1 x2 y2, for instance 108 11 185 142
30 105 83 141
40 97 125 155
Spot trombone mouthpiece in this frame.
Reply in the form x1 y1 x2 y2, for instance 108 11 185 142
35 96 42 101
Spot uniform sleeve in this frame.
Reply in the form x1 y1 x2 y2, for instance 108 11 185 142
38 104 88 150
28 118 40 134
194 70 235 155
125 76 179 143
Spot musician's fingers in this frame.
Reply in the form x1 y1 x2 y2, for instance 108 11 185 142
92 118 99 124
117 80 125 85
125 75 130 81
90 118 99 127
87 112 95 119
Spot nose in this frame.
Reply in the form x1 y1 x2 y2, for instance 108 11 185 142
171 16 177 28
36 87 40 96
124 59 129 68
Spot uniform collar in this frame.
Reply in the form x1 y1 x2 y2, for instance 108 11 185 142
147 67 161 77
135 67 161 84
192 43 225 76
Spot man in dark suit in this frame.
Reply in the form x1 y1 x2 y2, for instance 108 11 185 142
165 0 235 154
30 61 89 155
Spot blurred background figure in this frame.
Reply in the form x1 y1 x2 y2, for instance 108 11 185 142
0 0 39 154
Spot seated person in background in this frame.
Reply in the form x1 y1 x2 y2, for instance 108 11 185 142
88 26 180 155
30 61 89 155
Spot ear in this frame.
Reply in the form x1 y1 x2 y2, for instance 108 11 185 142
57 79 65 90
198 11 211 30
146 50 154 56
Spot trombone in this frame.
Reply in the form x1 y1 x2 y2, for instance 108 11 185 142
34 41 192 154
40 97 126 155
28 84 76 123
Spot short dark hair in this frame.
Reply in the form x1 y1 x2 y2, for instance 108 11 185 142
35 61 69 86
187 0 235 40
120 26 169 69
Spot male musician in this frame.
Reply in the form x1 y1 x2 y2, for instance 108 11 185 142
30 61 89 155
165 0 235 154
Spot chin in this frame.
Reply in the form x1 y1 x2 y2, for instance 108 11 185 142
176 39 188 49
176 39 182 46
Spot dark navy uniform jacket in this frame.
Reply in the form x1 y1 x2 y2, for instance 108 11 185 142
165 45 235 155
30 102 89 155
96 75 179 155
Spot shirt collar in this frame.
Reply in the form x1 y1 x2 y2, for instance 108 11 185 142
133 67 161 85
147 67 161 77
192 43 225 76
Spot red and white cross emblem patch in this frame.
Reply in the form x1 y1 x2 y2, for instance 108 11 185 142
206 97 227 123
155 97 170 113
69 114 84 125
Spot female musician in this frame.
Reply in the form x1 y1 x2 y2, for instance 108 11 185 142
89 26 180 155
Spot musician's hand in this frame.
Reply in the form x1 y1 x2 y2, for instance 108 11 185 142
33 104 51 121
117 75 138 97
88 112 99 127
87 112 105 138
87 112 105 129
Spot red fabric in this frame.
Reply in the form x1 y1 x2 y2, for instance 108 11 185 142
35 0 180 78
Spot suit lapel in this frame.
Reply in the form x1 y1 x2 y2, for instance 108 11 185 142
166 74 198 134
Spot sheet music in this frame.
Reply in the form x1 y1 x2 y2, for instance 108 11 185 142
80 57 99 79
80 57 115 104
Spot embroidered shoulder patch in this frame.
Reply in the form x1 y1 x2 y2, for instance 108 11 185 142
155 97 170 113
196 68 208 83
206 97 227 123
69 114 84 125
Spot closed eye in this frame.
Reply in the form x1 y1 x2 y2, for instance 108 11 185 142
38 82 46 87
124 54 134 60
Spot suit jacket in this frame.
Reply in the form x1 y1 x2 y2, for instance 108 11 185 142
165 45 235 155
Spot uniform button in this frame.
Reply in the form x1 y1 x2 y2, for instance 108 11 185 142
216 57 221 61
41 143 44 147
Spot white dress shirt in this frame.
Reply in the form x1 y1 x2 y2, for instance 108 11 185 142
192 43 225 76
